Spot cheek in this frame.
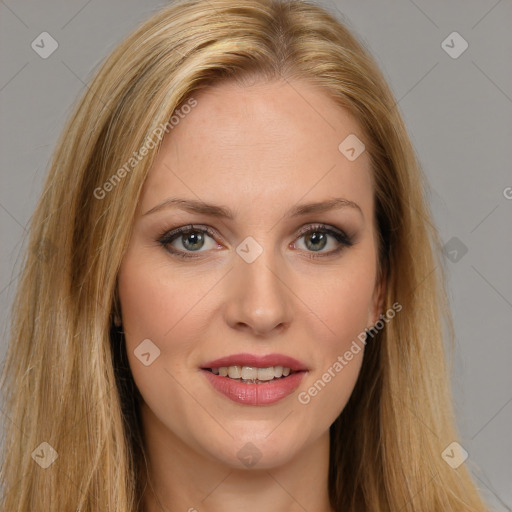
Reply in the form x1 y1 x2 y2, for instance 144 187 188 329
117 262 171 344
116 252 184 400
306 262 376 346
116 253 205 428
298 352 363 418
295 261 375 418
116 250 223 394
117 249 214 345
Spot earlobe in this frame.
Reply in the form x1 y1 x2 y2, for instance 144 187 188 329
114 312 122 327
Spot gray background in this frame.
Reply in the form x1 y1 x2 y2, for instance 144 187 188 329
0 0 511 509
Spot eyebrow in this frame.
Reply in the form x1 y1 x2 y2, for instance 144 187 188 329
142 196 363 219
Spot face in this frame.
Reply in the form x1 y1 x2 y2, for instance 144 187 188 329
117 78 384 470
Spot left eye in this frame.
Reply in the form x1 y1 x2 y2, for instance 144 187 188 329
293 225 353 258
158 224 353 259
301 231 329 251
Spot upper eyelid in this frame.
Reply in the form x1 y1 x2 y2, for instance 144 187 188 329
162 223 341 236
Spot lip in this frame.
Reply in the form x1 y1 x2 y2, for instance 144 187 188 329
201 352 308 372
201 369 306 406
200 352 309 406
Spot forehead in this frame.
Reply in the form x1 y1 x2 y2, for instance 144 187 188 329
139 79 373 218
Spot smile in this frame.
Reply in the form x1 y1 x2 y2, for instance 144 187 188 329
206 365 294 383
201 353 308 405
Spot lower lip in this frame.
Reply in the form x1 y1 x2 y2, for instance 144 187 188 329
201 369 306 405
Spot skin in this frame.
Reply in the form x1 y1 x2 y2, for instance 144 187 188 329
117 78 385 512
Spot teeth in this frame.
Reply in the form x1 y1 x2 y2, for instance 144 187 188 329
241 366 258 380
228 366 241 379
210 365 293 381
257 367 275 381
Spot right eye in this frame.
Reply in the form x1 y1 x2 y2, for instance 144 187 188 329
157 224 221 259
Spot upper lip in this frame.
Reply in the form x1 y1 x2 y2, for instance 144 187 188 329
201 353 308 371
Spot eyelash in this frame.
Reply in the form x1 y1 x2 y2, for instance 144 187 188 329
157 223 354 260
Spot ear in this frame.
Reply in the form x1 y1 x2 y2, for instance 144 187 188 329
114 312 122 327
367 268 386 328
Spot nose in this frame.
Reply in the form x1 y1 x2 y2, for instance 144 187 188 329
223 247 293 337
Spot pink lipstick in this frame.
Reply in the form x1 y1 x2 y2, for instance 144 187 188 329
201 352 308 406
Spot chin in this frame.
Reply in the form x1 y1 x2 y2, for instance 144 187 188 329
199 425 315 470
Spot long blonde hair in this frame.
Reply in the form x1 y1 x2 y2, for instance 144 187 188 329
0 0 489 510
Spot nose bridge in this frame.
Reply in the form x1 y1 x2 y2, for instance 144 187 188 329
225 239 292 335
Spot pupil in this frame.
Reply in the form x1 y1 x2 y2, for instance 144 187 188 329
306 232 326 251
183 231 204 251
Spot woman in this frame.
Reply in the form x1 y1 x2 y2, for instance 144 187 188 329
0 0 489 510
